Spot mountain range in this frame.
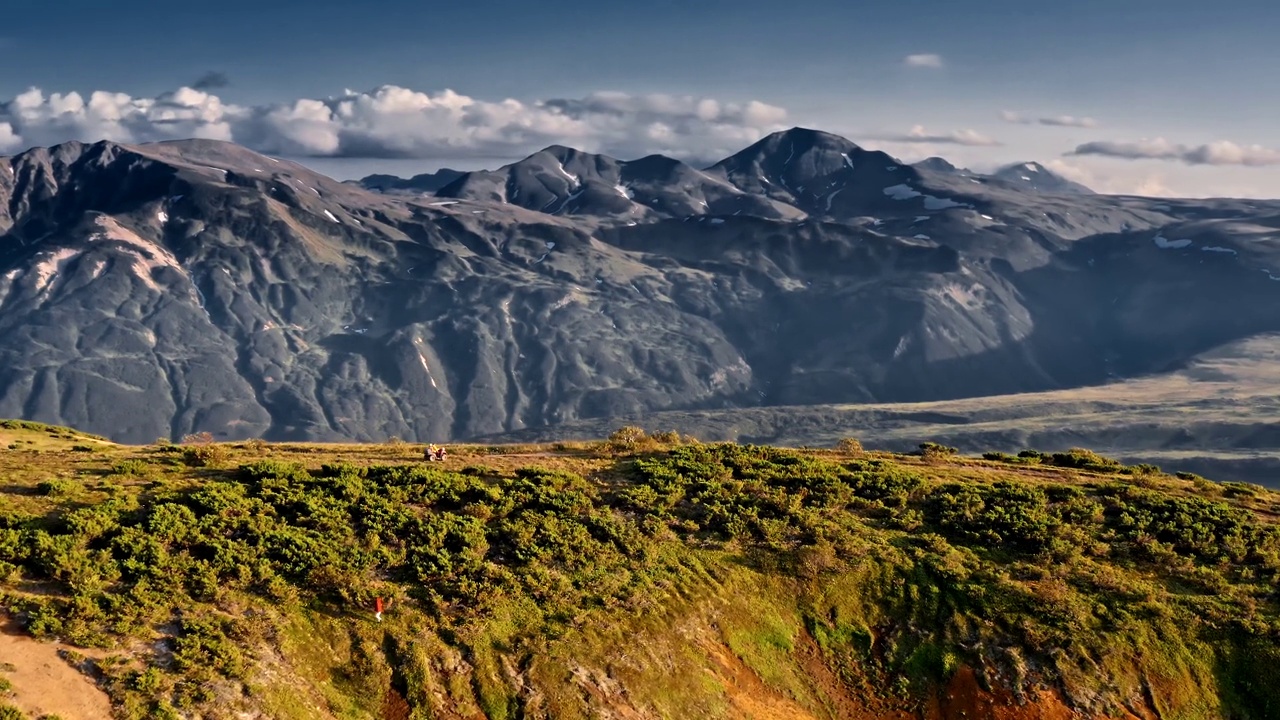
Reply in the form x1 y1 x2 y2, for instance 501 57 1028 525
2 127 1279 461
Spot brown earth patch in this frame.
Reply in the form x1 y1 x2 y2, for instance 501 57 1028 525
382 686 412 720
792 628 916 720
0 618 114 720
700 637 822 720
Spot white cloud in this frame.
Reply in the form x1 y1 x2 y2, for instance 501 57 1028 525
1041 160 1096 186
1045 159 1175 197
1068 137 1280 166
1131 174 1177 197
875 125 1001 147
1001 110 1097 128
0 84 790 162
0 122 20 153
903 54 944 68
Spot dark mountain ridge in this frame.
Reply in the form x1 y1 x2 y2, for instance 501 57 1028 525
1 129 1278 444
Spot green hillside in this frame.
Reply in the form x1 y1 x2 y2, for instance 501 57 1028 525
0 424 1277 719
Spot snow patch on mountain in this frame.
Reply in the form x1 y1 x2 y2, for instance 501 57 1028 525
884 184 967 210
554 162 579 187
924 196 967 210
86 216 184 292
32 248 80 295
1154 234 1192 249
824 187 844 211
884 184 921 201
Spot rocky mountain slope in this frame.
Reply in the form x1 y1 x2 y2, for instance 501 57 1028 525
2 129 1280 444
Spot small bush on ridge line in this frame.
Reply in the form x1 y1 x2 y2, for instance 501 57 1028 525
836 438 864 454
919 442 959 460
182 445 228 468
607 426 654 452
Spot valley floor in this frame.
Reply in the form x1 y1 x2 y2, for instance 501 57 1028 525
481 333 1280 488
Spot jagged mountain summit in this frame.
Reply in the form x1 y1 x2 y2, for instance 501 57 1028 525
1 129 1279 444
426 143 802 221
989 161 1095 194
912 156 965 174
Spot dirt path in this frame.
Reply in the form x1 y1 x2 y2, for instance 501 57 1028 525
0 620 114 720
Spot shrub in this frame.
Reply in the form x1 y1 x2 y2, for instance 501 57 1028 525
919 442 958 460
1124 463 1162 477
1222 482 1262 499
35 478 76 497
836 438 864 454
111 460 151 477
1048 448 1122 472
650 430 682 445
607 426 651 452
182 445 228 468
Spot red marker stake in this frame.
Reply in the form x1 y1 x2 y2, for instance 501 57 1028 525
375 597 384 622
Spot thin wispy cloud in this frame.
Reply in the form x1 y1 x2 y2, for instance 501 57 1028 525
876 124 1000 147
903 54 944 68
1068 138 1280 166
191 72 231 91
0 85 791 161
1001 110 1097 128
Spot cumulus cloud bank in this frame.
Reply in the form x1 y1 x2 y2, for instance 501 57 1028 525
903 54 944 68
0 85 790 161
1068 138 1280 166
877 124 1001 147
1001 110 1097 128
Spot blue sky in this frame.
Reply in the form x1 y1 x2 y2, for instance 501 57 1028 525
2 0 1279 197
